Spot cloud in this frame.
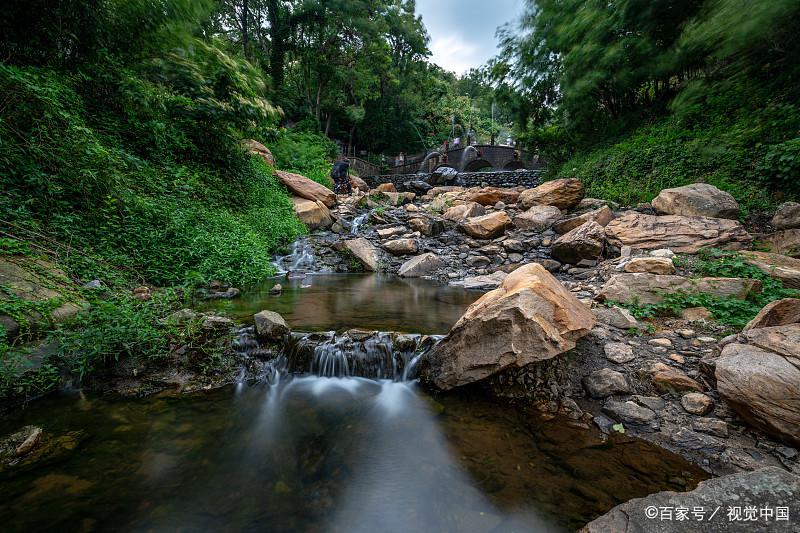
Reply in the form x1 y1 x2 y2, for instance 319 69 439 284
416 0 525 74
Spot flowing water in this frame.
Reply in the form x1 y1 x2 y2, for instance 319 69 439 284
1 274 709 532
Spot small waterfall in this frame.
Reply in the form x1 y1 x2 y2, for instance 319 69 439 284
281 330 439 382
272 240 315 274
460 146 478 169
350 212 369 235
231 326 288 390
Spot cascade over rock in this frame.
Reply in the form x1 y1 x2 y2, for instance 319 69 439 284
426 263 596 390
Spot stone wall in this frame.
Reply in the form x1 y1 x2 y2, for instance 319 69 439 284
368 170 543 190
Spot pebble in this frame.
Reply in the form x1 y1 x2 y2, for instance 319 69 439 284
648 338 673 348
604 342 636 364
681 392 714 415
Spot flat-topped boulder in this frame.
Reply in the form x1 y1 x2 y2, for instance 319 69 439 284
651 183 739 219
512 205 561 231
343 238 380 271
550 221 605 264
604 213 752 253
426 263 596 390
553 205 614 234
467 187 521 206
292 197 333 230
459 211 512 239
599 273 762 305
742 251 800 289
382 238 418 256
398 253 443 278
518 178 585 210
276 170 336 207
623 257 676 275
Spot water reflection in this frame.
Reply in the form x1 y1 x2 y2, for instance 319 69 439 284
0 380 706 532
199 274 482 334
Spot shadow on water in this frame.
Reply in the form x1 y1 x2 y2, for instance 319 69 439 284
199 274 482 335
0 379 707 532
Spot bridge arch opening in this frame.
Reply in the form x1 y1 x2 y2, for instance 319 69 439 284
503 160 526 171
463 159 493 172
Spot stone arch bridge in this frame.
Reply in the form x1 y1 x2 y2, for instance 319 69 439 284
349 145 540 178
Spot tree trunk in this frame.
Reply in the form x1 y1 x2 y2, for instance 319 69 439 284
266 0 285 88
242 0 250 59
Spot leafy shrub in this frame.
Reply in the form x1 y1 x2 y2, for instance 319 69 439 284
270 130 338 188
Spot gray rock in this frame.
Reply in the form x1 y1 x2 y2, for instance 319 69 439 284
681 392 714 415
583 467 800 532
398 253 443 278
254 310 290 340
693 417 729 438
671 428 726 454
603 400 658 429
604 342 635 363
593 306 639 330
583 368 630 398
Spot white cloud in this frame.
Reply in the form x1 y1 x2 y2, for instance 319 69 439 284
429 35 479 75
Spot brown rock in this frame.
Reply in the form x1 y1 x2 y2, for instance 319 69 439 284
442 202 485 222
459 211 512 240
760 229 800 258
467 187 520 206
276 170 336 207
343 238 380 271
550 221 605 264
519 179 585 210
605 213 752 253
407 217 444 237
242 139 275 166
623 257 676 275
651 183 739 219
681 393 714 415
553 206 615 234
742 251 800 289
382 239 418 256
512 205 562 231
254 310 290 340
745 298 800 330
375 182 397 193
350 175 370 192
650 363 703 393
716 325 800 446
682 307 713 321
599 273 762 305
292 197 333 230
427 263 596 389
772 202 800 230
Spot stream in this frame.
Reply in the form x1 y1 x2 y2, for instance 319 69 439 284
0 273 708 532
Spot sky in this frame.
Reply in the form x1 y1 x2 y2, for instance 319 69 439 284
415 0 526 75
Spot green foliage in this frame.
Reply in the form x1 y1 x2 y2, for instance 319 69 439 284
615 249 800 328
270 130 337 188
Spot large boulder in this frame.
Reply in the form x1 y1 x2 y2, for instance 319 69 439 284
716 323 800 446
276 170 336 207
518 179 585 210
398 253 443 278
598 273 762 305
582 467 800 533
550 221 605 264
772 201 800 230
761 229 800 258
242 139 275 166
427 166 459 186
745 298 800 330
459 211 512 239
254 310 289 340
651 183 739 219
442 202 485 222
292 197 333 230
343 238 380 271
552 206 614 235
605 213 752 253
426 263 596 390
467 187 521 206
407 216 445 237
742 251 800 289
512 205 562 231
